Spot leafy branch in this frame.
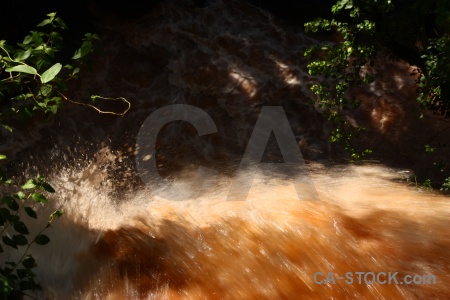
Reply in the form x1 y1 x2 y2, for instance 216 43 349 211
303 0 390 160
303 0 450 189
0 12 130 133
0 155 62 298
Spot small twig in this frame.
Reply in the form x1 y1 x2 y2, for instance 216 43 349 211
0 46 13 61
24 82 40 107
54 89 130 116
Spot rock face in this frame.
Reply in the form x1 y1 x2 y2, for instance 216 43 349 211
1 0 449 188
74 0 449 183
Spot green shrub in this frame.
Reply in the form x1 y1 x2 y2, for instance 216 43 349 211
304 0 450 190
0 157 62 298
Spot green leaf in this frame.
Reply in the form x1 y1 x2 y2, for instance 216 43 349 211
47 105 58 115
41 63 62 83
0 277 13 295
49 209 63 222
0 154 6 160
5 64 37 75
20 107 33 120
32 193 48 203
84 33 99 39
13 48 31 61
72 67 80 76
42 182 55 193
31 31 43 45
47 12 56 20
0 207 11 220
37 19 52 27
14 191 26 200
16 269 28 279
55 17 67 30
0 196 14 205
22 255 36 268
34 234 50 245
2 124 13 132
7 199 19 211
72 41 93 60
13 221 29 235
12 235 28 246
22 179 37 189
49 31 63 47
24 207 37 219
45 47 55 58
39 85 53 97
2 236 17 249
10 93 34 101
23 35 33 45
36 58 51 71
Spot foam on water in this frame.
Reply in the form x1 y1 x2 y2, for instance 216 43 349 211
13 162 447 299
